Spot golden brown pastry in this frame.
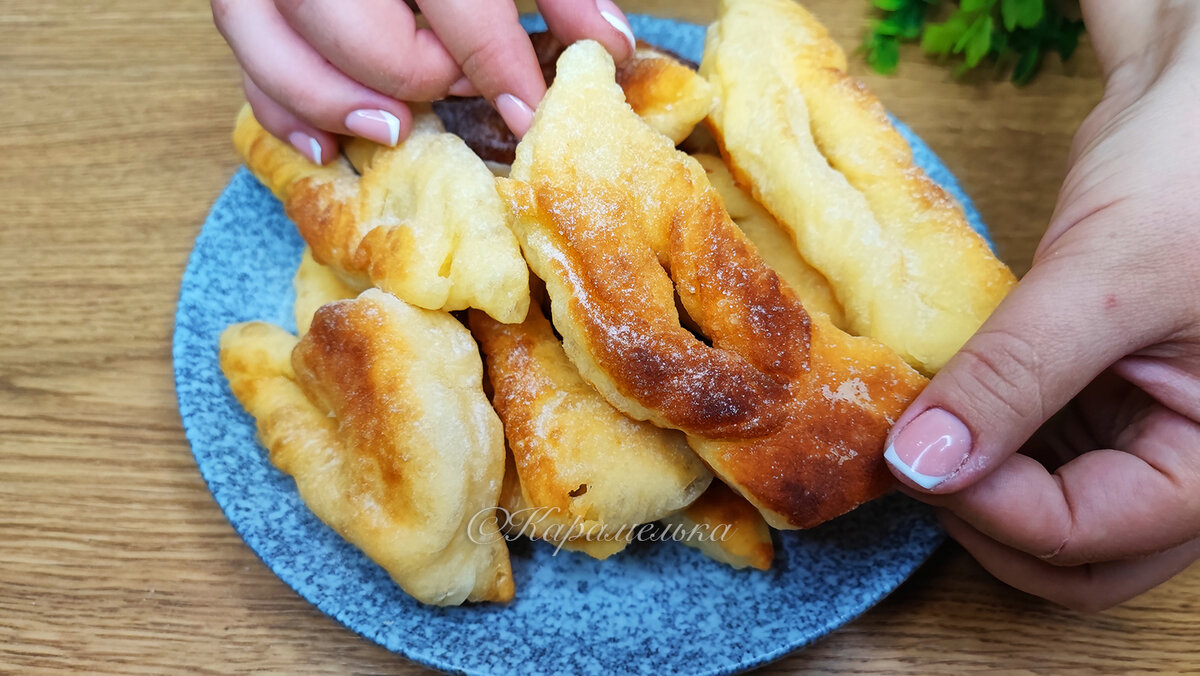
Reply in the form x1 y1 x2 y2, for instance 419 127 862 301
693 153 846 328
500 41 927 529
701 0 1016 373
617 42 714 144
661 481 774 570
219 289 513 605
292 246 361 335
497 452 629 559
233 105 529 324
472 302 711 559
433 32 711 165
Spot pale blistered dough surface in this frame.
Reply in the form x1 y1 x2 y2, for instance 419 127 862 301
473 304 711 559
219 290 513 605
502 42 927 529
701 0 1016 373
233 105 529 324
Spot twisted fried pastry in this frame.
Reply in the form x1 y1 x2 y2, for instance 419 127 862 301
694 153 846 328
233 105 529 324
219 290 513 605
500 41 927 528
701 0 1015 373
472 302 711 559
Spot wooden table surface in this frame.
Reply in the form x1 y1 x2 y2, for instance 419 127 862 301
2 0 1196 673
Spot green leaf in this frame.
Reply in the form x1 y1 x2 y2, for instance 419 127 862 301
1001 0 1044 31
990 27 1008 55
873 17 901 36
894 4 927 38
1055 19 1085 59
921 14 969 55
960 0 995 12
1011 46 1041 85
963 15 994 67
859 0 1085 84
867 35 901 74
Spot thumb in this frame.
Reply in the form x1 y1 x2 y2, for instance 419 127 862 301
883 255 1152 494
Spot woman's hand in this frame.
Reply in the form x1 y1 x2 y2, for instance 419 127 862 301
211 0 636 163
884 0 1200 611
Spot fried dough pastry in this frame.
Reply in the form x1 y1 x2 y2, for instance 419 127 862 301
617 42 714 144
661 481 774 570
219 290 513 605
498 453 629 559
472 302 711 559
433 32 711 165
500 41 927 528
701 0 1016 373
293 246 361 335
233 105 529 324
694 153 846 328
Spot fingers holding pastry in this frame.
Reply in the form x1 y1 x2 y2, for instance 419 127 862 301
213 0 414 153
902 403 1200 567
941 511 1200 612
242 76 338 166
538 0 637 64
882 224 1175 497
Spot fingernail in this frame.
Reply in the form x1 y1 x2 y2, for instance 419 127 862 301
288 131 323 165
494 93 534 138
344 109 401 146
448 76 478 97
884 408 972 490
596 0 636 53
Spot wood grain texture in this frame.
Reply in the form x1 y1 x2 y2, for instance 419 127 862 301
0 0 1195 673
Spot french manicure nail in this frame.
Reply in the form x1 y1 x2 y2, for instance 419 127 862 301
494 93 534 138
288 131 323 165
884 408 972 490
596 0 636 53
345 109 401 146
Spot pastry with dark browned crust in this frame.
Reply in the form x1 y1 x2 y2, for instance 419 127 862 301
500 41 927 529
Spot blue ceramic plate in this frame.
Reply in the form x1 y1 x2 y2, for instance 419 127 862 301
175 15 989 676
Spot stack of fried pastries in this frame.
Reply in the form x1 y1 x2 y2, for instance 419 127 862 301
219 0 1014 606
502 40 928 529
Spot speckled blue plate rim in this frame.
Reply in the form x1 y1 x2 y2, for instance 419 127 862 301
173 14 996 676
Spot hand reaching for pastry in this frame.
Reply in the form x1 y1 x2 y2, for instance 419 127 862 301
885 0 1200 611
211 0 636 164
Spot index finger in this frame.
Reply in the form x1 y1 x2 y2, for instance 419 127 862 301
416 0 546 136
